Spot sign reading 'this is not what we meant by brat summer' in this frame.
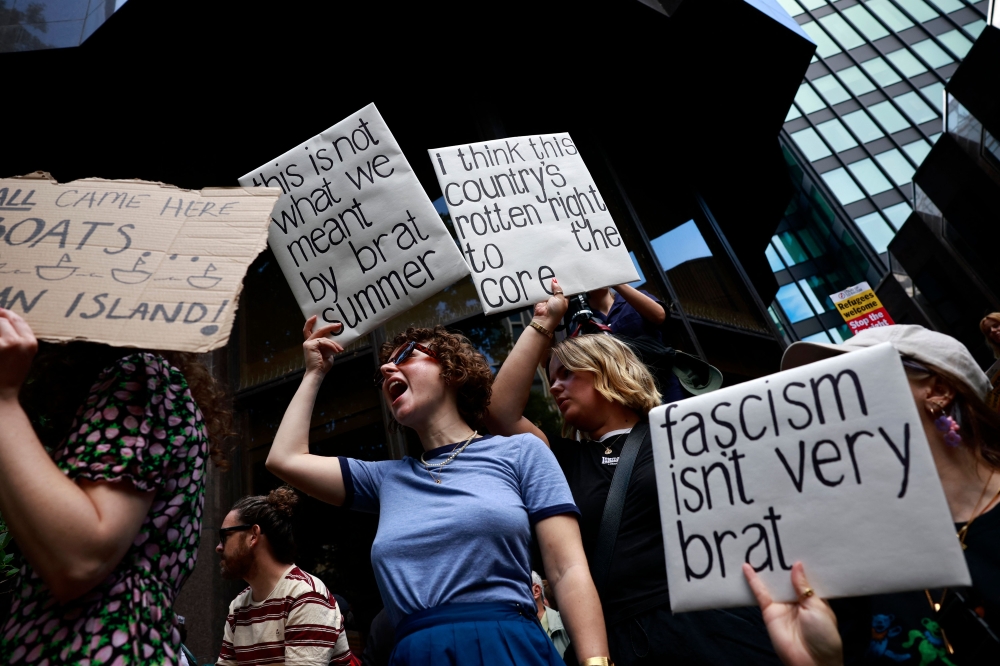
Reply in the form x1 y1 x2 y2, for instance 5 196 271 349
240 104 469 346
649 343 970 612
429 134 638 315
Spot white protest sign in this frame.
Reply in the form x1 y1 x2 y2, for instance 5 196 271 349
239 104 470 346
428 134 638 315
0 173 279 352
649 343 970 612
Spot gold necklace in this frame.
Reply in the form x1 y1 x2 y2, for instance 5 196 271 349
420 430 477 484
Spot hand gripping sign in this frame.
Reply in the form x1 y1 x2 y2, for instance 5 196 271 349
240 104 470 346
0 173 279 352
649 343 969 612
428 134 638 315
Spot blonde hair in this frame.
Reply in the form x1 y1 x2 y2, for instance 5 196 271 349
550 335 662 438
979 313 1000 359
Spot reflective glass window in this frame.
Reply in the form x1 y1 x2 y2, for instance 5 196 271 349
791 127 833 161
818 13 866 50
649 220 713 271
865 0 914 31
776 283 816 323
854 211 896 253
802 21 842 58
798 228 825 258
847 158 894 195
816 118 859 152
926 0 962 11
838 65 877 96
771 235 798 266
800 277 829 313
963 20 986 39
882 201 912 228
860 56 902 87
812 74 851 105
895 91 938 124
800 0 826 9
841 4 890 40
874 148 915 185
902 139 932 163
628 252 647 289
786 104 802 122
911 39 953 68
868 100 911 133
794 83 826 115
802 330 835 343
886 48 927 77
777 232 811 264
937 29 973 58
896 0 939 22
765 243 785 271
774 0 805 16
822 167 867 204
842 108 884 142
920 83 945 112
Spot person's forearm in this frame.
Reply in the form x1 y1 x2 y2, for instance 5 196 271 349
551 562 609 662
615 284 666 325
483 312 558 434
0 400 125 597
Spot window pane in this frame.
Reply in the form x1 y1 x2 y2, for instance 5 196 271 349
937 29 973 59
838 65 877 96
779 231 812 263
886 48 927 77
874 148 916 185
794 82 826 114
802 21 842 58
816 118 859 151
842 108 884 142
920 82 945 112
776 283 815 323
902 139 932 163
791 127 833 161
841 5 890 40
765 243 785 271
897 0 939 22
650 220 713 271
854 211 896 253
847 158 894 195
774 0 804 17
895 90 939 124
798 228 825 258
800 0 826 9
963 20 986 39
866 0 914 31
860 56 902 87
799 278 827 312
868 100 911 133
812 74 851 105
882 201 912 228
771 234 797 266
911 39 953 68
926 0 962 11
802 330 835 343
785 104 802 121
822 167 867 204
818 13 866 50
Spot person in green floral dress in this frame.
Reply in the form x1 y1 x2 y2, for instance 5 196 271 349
0 308 231 665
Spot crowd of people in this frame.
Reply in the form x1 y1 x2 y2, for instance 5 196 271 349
1 294 999 666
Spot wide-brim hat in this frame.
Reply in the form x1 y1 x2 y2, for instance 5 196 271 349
781 325 991 400
672 351 724 395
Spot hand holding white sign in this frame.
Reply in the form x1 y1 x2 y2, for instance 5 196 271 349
649 343 970 612
429 134 638 315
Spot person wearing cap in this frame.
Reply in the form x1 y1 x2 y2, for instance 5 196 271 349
745 324 1000 666
485 279 779 666
979 313 1000 413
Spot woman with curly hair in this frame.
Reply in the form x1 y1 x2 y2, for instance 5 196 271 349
0 307 232 665
266 316 611 666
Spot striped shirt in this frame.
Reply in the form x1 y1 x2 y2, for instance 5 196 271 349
218 566 355 666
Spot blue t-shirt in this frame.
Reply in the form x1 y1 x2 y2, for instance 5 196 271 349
593 289 664 342
339 433 579 626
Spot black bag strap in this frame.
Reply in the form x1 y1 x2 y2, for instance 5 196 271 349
590 422 650 597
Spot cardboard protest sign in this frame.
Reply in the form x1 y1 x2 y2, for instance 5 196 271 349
649 343 969 612
0 173 278 352
831 281 895 335
428 134 639 315
239 104 470 346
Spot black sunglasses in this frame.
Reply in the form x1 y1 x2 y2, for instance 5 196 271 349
375 341 438 387
218 524 254 544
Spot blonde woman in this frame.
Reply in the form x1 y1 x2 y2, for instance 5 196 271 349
486 280 778 666
979 313 1000 412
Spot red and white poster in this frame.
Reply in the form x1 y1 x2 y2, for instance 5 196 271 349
830 281 895 335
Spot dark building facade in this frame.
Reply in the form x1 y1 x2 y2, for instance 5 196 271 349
877 21 1000 367
0 0 813 661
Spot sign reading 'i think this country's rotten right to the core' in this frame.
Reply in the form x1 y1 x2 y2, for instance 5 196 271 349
830 281 895 335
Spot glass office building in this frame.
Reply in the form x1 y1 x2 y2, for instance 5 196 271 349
767 0 990 343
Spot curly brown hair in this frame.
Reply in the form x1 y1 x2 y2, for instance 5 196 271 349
21 341 235 470
231 485 300 563
379 326 493 429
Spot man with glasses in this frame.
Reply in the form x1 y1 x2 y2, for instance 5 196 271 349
216 487 358 665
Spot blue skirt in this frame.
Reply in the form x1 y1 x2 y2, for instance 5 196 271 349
389 602 565 666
